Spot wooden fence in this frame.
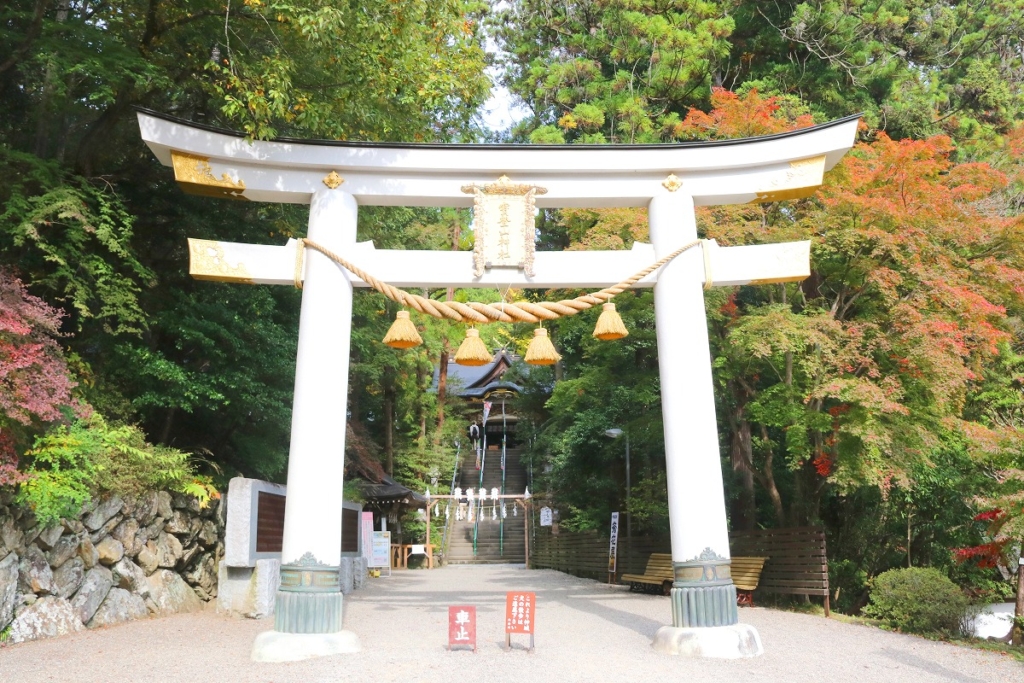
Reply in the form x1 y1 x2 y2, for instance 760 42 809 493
530 527 670 581
532 525 830 615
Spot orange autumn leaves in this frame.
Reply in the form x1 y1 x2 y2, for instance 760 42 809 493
742 129 1023 487
816 133 1018 406
670 87 815 140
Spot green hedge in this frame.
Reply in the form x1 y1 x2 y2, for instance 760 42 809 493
863 567 972 637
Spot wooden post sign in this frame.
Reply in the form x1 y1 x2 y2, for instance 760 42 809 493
448 606 477 652
504 591 536 652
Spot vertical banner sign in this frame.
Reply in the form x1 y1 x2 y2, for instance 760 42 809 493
448 605 477 652
361 511 374 564
539 507 553 527
505 591 536 652
608 512 620 577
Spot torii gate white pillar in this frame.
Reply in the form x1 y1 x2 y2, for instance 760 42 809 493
272 188 357 640
136 109 859 661
649 192 743 653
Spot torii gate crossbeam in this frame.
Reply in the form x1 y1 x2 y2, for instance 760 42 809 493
136 110 859 661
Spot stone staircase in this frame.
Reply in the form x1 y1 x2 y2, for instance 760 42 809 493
445 448 528 564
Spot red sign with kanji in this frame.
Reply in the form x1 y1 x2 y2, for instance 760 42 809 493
505 591 535 634
448 605 477 651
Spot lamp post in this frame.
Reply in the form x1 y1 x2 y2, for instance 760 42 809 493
605 428 630 539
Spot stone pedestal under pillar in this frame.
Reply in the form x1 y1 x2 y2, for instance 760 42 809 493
652 550 761 657
252 630 361 662
652 624 763 658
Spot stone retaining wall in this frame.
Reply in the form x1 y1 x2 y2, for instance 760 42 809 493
0 490 224 644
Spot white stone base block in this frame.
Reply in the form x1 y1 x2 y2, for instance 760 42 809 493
216 559 280 618
251 629 361 662
652 624 763 659
339 557 354 594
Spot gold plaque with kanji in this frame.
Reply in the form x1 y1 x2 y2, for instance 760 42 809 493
462 175 546 278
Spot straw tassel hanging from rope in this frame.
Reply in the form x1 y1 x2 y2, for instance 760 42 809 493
524 327 560 365
592 302 628 340
383 310 422 349
454 328 492 366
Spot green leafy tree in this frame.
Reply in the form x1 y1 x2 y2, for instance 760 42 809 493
492 0 736 143
0 0 491 484
0 149 153 336
726 1 1024 144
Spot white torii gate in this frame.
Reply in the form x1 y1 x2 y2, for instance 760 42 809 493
136 109 858 661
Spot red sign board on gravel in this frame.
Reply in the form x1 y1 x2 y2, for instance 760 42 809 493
504 591 536 652
448 605 476 652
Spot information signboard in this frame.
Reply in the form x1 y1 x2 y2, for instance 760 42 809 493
539 507 553 527
369 530 391 570
504 591 536 652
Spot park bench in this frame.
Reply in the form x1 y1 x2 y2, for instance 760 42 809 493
731 556 768 606
621 553 674 595
621 553 768 602
731 527 831 616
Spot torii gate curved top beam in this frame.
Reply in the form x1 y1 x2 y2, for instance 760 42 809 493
137 108 860 208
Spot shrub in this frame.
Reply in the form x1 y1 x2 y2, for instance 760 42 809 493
863 567 972 636
16 414 216 526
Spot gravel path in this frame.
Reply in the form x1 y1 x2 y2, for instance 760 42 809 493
1 565 1020 682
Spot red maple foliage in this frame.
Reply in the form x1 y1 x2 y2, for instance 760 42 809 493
973 509 1005 522
811 450 833 477
0 269 76 427
954 542 1004 568
0 429 25 486
954 507 1017 570
695 99 1024 519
